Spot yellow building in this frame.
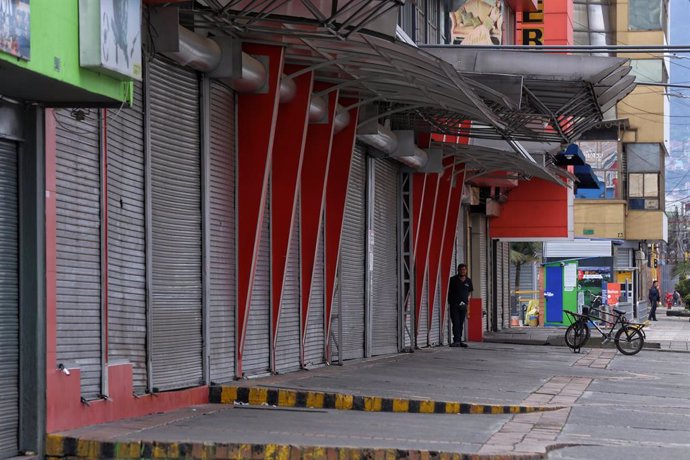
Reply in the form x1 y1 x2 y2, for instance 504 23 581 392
573 0 668 311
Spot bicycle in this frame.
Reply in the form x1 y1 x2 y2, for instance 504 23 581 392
563 294 648 355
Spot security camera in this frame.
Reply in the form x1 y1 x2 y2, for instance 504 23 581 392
58 363 70 376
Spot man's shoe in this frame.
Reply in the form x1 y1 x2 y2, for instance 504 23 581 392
450 342 461 347
459 342 468 348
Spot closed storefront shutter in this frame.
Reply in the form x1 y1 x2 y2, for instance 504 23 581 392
495 241 504 331
55 109 102 399
243 197 271 376
479 215 488 325
502 243 510 330
0 140 18 458
304 215 325 367
208 81 236 383
615 248 632 269
340 144 366 360
371 159 399 356
430 280 440 346
107 81 147 393
417 273 428 347
149 58 203 390
275 201 301 373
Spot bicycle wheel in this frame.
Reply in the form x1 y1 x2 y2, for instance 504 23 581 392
565 322 590 349
615 326 644 355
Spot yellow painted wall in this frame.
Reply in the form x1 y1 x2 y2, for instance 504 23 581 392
574 200 626 238
626 210 665 240
618 87 665 142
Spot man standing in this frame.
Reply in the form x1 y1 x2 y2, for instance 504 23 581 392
648 280 660 321
448 263 473 347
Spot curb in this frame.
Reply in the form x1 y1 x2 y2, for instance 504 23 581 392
209 385 561 415
45 434 546 460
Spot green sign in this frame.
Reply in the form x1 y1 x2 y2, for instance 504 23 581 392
583 229 594 235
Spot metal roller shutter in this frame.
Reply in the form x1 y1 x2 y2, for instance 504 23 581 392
430 280 440 346
417 273 428 347
107 81 147 393
55 109 102 399
208 81 235 383
615 248 632 269
0 140 18 458
276 201 301 373
340 144 366 360
371 159 398 356
305 214 325 367
149 58 203 390
243 194 271 376
495 241 504 331
479 215 488 328
502 243 510 330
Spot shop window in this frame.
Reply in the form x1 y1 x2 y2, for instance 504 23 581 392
628 173 659 209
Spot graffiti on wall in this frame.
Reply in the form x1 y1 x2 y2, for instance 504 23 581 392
451 0 503 45
0 0 30 60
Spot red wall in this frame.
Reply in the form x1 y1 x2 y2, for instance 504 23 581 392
489 178 570 239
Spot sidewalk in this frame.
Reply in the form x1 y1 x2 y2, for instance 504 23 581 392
484 308 690 352
44 312 690 460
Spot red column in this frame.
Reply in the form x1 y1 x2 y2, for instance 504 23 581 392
439 167 465 334
300 84 338 365
270 67 313 371
236 44 284 377
426 159 454 335
413 173 439 341
324 98 359 360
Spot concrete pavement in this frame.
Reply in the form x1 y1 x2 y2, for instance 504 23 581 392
46 315 690 459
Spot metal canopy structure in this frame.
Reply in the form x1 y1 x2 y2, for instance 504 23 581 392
184 1 636 180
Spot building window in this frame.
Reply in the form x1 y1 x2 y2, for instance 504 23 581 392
628 0 663 31
629 59 666 84
628 173 659 198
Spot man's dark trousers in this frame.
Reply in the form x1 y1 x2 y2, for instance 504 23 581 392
450 303 467 344
649 301 658 321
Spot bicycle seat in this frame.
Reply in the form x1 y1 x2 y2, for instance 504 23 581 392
613 308 626 316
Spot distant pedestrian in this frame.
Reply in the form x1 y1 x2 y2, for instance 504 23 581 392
648 280 660 321
448 263 473 347
673 290 681 306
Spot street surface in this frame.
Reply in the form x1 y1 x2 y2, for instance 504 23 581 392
50 314 690 459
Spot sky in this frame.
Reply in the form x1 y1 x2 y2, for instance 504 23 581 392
666 0 690 211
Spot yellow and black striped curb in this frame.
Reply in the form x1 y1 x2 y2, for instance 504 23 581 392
46 434 546 460
209 386 562 415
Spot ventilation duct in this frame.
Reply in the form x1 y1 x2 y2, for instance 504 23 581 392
357 124 428 169
163 25 267 93
333 104 350 134
308 94 328 122
279 76 297 103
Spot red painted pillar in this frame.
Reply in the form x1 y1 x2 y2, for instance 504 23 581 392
270 67 313 371
300 84 338 365
236 44 284 377
413 173 439 341
324 98 359 360
439 168 465 333
426 159 454 335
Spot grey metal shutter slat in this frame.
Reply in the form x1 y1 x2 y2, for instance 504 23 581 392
0 140 18 457
107 81 147 393
276 201 301 372
55 109 102 399
209 81 236 383
503 244 510 330
615 248 632 268
417 273 428 347
479 216 488 314
496 242 504 330
149 58 203 390
430 280 441 345
340 145 366 360
244 193 271 376
371 160 398 356
305 214 325 367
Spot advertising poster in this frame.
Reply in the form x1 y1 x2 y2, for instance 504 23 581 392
100 0 141 79
451 0 503 45
0 0 30 60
